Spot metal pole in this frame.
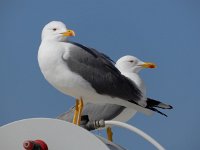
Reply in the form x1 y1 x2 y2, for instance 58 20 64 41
104 120 165 150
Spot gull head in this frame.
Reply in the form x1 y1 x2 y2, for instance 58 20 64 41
41 21 75 42
115 55 157 73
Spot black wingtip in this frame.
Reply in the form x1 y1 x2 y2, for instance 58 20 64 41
147 98 173 109
168 105 173 109
149 107 168 117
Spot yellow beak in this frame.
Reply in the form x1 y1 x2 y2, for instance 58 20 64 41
140 62 157 68
62 30 76 36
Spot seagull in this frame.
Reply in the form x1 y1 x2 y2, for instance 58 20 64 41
38 21 157 125
57 55 172 141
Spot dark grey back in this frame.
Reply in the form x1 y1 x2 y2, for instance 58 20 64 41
63 41 142 104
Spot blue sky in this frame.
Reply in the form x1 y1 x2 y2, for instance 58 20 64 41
1 0 200 149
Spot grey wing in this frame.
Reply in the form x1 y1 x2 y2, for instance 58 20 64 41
57 103 125 130
63 42 142 104
82 103 125 121
57 103 125 122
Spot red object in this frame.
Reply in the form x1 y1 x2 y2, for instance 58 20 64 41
23 140 34 150
23 140 48 150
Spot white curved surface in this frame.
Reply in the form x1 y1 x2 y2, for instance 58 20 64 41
105 120 165 150
0 118 109 150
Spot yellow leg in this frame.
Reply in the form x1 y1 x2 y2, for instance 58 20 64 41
77 98 84 125
107 127 113 142
73 99 79 124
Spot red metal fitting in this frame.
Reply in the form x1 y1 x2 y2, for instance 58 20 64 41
23 139 48 150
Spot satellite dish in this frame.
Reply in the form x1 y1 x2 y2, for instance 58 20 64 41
0 118 112 150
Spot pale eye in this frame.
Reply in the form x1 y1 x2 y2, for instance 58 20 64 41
129 60 134 63
52 28 57 31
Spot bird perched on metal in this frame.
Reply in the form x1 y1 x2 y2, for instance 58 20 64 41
38 21 162 125
57 55 172 141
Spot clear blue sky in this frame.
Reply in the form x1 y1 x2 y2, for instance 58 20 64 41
1 0 200 149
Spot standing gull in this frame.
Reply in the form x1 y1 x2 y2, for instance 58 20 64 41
38 21 154 125
57 55 172 140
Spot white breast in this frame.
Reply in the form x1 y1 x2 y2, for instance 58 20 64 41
38 41 96 100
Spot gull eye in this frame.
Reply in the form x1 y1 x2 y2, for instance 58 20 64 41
53 28 57 31
129 60 134 63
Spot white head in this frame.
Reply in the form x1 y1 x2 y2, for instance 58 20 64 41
41 21 75 42
115 55 157 73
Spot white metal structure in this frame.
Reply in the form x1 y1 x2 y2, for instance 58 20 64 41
105 120 165 150
0 118 165 150
0 118 113 150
